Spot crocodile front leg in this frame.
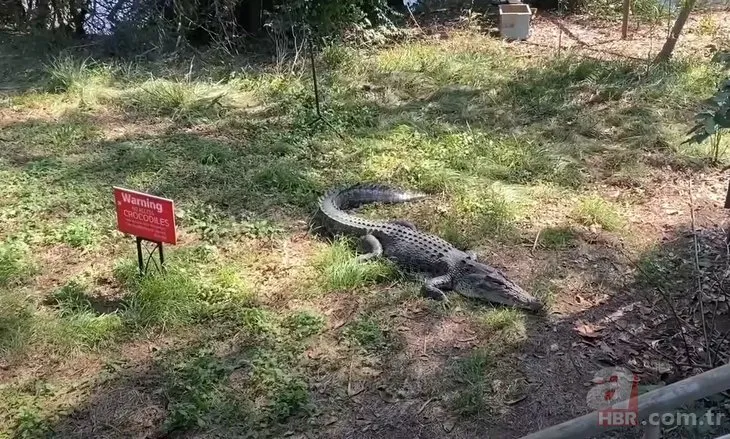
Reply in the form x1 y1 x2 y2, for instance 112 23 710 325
356 234 383 262
421 274 452 301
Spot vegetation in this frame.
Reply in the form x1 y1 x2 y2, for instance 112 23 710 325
686 78 730 163
1 8 730 437
572 195 624 231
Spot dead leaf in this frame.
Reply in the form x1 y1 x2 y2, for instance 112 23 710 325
442 419 455 433
574 320 604 338
505 395 528 405
379 389 396 403
599 341 615 357
347 381 366 397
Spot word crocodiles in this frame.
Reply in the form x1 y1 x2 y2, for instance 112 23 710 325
314 184 543 311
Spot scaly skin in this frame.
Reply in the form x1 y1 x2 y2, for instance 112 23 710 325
313 184 543 312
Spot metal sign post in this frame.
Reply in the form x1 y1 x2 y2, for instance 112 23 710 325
305 34 344 140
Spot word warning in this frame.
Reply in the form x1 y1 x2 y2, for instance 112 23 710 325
114 187 177 244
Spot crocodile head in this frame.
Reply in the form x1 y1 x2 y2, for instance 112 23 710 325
454 262 543 312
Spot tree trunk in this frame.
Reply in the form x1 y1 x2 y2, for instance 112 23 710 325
31 0 51 28
654 0 696 62
236 0 263 34
71 0 87 36
621 0 630 39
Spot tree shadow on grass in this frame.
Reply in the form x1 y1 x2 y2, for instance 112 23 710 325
12 190 730 439
368 55 716 183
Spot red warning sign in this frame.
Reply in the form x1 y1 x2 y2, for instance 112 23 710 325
114 187 177 244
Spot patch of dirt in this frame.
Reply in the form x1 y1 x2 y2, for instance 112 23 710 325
51 365 167 439
307 296 525 438
510 11 730 61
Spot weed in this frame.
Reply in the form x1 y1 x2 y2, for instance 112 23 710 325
438 188 517 247
51 281 93 316
119 263 203 328
252 158 321 206
314 238 396 292
199 266 257 308
239 308 280 338
48 281 123 349
248 350 311 423
450 349 495 416
538 226 579 250
466 134 581 186
697 16 720 38
45 122 100 152
0 240 34 286
0 291 36 354
530 276 559 309
163 349 232 432
322 44 356 69
281 310 326 341
45 55 93 93
13 405 50 439
59 312 123 349
573 195 623 231
242 219 284 239
635 249 686 290
58 219 98 248
475 309 526 346
344 316 388 352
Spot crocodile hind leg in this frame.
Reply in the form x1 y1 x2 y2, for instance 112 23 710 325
421 275 453 302
356 234 383 262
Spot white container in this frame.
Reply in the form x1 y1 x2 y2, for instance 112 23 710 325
498 3 532 41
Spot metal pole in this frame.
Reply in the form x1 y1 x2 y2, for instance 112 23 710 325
158 242 165 272
308 38 321 118
136 236 144 276
520 363 730 439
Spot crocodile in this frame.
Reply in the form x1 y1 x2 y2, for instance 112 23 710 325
313 184 544 312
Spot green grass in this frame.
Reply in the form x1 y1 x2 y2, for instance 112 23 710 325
0 290 37 355
572 195 624 231
0 240 35 286
343 315 389 352
475 309 527 345
314 238 397 292
538 226 579 250
449 349 496 416
58 219 99 248
45 55 110 94
51 280 94 316
115 79 232 121
437 187 518 248
117 253 256 328
161 308 324 433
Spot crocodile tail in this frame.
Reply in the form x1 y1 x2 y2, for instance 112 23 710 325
328 183 428 210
